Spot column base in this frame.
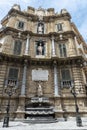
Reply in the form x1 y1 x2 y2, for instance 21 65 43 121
16 111 25 119
16 95 26 119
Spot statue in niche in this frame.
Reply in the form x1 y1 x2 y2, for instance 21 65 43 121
37 83 43 97
37 43 43 55
38 23 44 34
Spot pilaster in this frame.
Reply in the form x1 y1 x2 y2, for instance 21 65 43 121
24 34 30 55
51 35 56 56
21 60 27 96
53 61 59 96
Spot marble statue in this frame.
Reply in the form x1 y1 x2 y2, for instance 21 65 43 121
37 43 43 55
38 24 43 34
38 83 43 97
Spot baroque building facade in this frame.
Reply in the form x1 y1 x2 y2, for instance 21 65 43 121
0 4 87 120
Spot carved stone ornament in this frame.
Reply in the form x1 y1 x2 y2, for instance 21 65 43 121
38 15 43 21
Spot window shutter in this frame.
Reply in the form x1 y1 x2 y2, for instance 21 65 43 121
8 68 18 80
61 69 71 80
14 40 22 55
59 43 67 57
59 44 63 57
63 44 67 57
18 21 24 29
57 23 62 31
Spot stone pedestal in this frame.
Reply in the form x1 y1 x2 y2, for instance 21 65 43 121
16 96 26 119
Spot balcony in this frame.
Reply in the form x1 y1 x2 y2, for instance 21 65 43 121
5 79 18 88
61 80 73 88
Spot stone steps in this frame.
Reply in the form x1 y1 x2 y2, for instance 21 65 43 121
22 118 58 124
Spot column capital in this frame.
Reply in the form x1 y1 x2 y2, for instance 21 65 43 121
51 35 55 40
27 34 30 39
53 60 57 65
23 60 28 66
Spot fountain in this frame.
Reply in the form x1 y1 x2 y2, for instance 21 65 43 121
25 83 56 123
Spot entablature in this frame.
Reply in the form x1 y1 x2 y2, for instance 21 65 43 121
0 52 85 67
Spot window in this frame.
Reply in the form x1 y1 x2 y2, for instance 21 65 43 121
8 68 18 80
18 21 24 29
59 43 67 57
37 22 44 34
61 69 72 87
61 69 71 81
14 40 22 55
57 23 62 31
6 68 19 87
36 40 45 55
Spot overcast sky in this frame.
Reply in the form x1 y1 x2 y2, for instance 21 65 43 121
0 0 87 42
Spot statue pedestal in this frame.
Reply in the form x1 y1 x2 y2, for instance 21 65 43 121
16 96 26 119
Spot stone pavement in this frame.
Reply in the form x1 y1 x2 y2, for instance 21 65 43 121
0 117 87 130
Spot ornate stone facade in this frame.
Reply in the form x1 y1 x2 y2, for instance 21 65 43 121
0 4 87 120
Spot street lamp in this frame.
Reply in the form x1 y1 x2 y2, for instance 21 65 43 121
70 82 82 127
3 81 16 127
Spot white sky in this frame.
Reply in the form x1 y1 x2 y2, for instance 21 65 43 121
0 0 87 42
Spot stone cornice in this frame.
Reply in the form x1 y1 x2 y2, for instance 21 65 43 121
1 8 71 24
0 51 85 66
0 26 76 40
71 22 87 45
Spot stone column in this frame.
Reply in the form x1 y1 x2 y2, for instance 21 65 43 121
21 60 27 95
24 34 30 55
51 35 56 56
53 61 59 96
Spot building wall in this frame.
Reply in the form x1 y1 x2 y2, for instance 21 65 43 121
0 5 87 120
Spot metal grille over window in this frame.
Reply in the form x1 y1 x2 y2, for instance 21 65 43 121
5 68 19 88
61 69 72 88
14 40 22 55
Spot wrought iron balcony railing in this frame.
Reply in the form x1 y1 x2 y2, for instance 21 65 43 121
61 80 73 88
5 79 18 88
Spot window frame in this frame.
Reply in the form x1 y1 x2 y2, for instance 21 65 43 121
59 43 67 57
17 21 24 30
13 40 22 55
60 68 72 88
57 23 63 32
5 67 19 88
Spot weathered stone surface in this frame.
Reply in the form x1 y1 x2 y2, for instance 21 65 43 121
32 69 49 81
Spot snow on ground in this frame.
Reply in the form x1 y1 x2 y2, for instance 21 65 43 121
0 117 87 130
